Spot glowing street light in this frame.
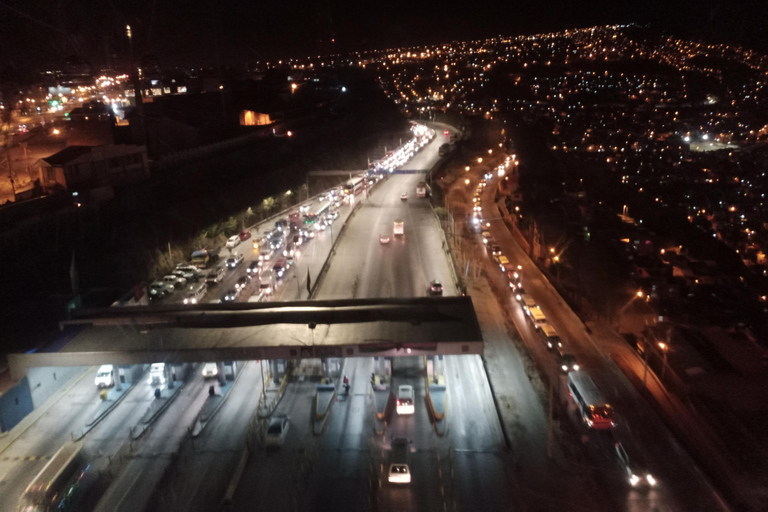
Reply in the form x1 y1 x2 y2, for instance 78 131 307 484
477 157 483 163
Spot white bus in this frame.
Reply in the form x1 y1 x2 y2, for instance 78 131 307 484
567 372 615 429
303 201 330 226
343 176 365 196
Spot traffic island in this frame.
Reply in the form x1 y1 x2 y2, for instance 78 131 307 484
313 384 336 435
74 380 139 440
371 381 393 435
425 375 447 436
130 384 185 439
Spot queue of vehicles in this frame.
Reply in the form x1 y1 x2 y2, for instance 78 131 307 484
475 166 659 490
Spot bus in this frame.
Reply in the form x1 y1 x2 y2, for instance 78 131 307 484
303 201 330 225
567 372 615 429
17 441 94 511
343 176 365 196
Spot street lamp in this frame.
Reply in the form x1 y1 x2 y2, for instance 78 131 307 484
464 179 470 185
477 157 483 163
465 166 470 172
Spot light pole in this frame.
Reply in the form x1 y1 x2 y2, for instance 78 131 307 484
614 290 645 331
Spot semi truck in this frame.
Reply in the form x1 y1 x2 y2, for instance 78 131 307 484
190 246 221 269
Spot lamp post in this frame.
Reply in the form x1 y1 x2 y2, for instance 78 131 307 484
614 290 645 331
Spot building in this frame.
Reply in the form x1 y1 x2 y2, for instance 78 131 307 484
36 145 149 197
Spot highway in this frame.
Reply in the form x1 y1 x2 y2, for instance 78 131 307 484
471 162 729 511
228 124 511 512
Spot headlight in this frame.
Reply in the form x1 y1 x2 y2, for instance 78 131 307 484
646 474 657 486
572 364 580 371
183 299 189 304
629 474 640 487
561 365 568 372
515 294 521 301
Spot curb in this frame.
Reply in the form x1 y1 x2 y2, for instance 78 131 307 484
309 199 363 299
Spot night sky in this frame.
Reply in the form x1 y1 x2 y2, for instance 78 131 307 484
1 0 766 70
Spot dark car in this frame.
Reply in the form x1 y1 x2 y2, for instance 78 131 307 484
429 280 443 296
557 352 579 373
247 261 260 275
235 274 252 290
239 230 252 241
221 288 240 302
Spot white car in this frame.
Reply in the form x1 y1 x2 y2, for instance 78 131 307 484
163 274 184 288
379 234 391 244
226 235 241 248
265 416 289 447
94 365 114 388
400 192 408 201
396 385 415 415
202 362 218 378
226 252 244 268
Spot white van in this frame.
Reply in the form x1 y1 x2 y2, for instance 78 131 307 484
183 282 208 304
94 365 114 388
150 363 166 385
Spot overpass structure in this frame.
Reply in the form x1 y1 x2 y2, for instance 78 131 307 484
8 297 483 381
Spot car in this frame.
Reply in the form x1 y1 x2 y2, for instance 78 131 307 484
557 352 579 373
314 221 327 231
176 264 203 278
285 254 295 267
270 237 285 250
150 281 174 295
169 271 189 285
259 248 275 261
489 244 502 257
265 415 289 447
239 230 252 241
163 274 184 288
400 192 408 201
226 235 241 248
202 362 218 378
95 365 114 388
301 228 315 240
273 258 288 279
150 363 165 385
174 267 199 282
226 252 244 268
388 463 411 484
283 242 296 257
206 267 226 284
396 385 415 415
148 286 167 303
299 203 311 213
235 274 252 290
429 280 443 296
221 288 240 302
513 286 526 302
247 261 260 275
473 204 482 212
481 231 493 245
292 234 303 247
380 234 391 244
275 219 289 232
614 440 658 488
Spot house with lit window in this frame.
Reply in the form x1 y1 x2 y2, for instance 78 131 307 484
36 144 149 196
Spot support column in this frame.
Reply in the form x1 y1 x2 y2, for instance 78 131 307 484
115 366 123 392
166 363 176 389
217 362 226 386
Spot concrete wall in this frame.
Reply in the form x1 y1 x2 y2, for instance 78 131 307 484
0 377 33 432
28 366 89 409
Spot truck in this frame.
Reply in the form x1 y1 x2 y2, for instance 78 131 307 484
416 181 428 198
190 246 221 269
393 219 404 236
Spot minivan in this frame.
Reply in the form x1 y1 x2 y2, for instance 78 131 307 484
539 323 562 351
183 282 208 304
94 365 114 388
526 306 548 330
